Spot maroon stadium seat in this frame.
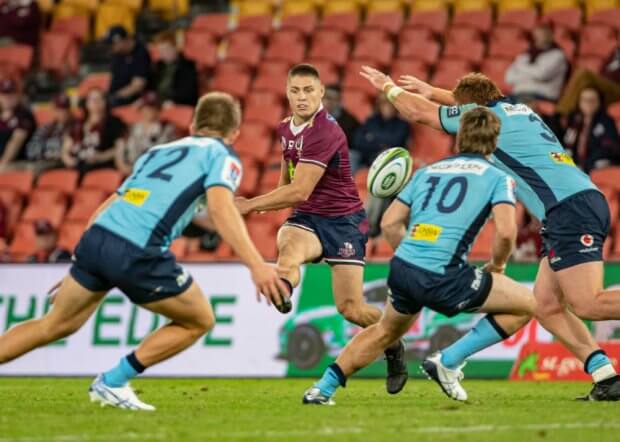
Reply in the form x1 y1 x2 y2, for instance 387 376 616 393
364 10 404 35
543 7 583 32
280 13 319 35
481 58 514 93
318 12 360 35
496 8 538 31
190 13 230 39
452 10 493 33
264 40 306 64
308 40 350 67
237 14 273 37
390 59 430 82
406 9 449 35
398 38 441 65
579 24 616 58
351 39 394 67
210 71 252 98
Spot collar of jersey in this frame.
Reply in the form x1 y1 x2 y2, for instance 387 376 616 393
289 104 324 134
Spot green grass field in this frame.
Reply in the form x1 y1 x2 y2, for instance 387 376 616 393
1 378 619 442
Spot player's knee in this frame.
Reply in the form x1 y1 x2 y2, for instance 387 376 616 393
533 295 563 322
43 317 81 341
336 299 360 323
191 308 215 337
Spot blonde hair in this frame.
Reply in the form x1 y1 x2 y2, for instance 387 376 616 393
453 73 503 105
458 107 501 156
193 92 241 136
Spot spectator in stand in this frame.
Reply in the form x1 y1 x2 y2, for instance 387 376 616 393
62 88 126 174
513 213 542 263
0 78 35 171
26 219 71 263
322 84 359 149
115 91 175 175
151 30 198 107
505 24 569 102
0 0 41 48
557 30 620 115
561 87 620 174
25 93 75 174
104 26 151 107
352 93 411 174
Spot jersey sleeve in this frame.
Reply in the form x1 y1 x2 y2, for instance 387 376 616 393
438 103 477 134
491 174 517 206
396 170 420 207
203 149 243 193
298 127 339 168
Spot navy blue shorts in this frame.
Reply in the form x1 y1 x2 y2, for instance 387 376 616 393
283 209 369 266
541 190 610 272
387 257 493 317
70 225 193 304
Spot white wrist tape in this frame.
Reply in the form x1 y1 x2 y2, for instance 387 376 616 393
386 86 404 103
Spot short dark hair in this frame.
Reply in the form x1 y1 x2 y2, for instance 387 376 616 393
288 63 320 80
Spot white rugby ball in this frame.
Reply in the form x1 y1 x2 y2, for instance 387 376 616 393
367 147 413 198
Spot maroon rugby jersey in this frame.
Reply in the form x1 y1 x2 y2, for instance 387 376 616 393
277 107 363 217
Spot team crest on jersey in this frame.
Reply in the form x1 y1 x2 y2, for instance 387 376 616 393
221 157 242 190
285 136 304 155
338 242 356 258
550 152 576 166
446 106 460 118
410 223 442 242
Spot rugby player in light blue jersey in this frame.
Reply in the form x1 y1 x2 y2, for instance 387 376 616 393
303 107 535 405
0 92 285 410
360 66 620 400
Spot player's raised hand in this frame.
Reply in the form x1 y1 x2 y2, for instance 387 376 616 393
250 263 289 310
360 66 394 92
398 75 433 99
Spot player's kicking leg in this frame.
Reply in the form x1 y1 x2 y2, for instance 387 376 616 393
90 281 214 410
422 273 535 401
303 301 416 405
0 275 106 364
535 258 620 400
331 264 407 394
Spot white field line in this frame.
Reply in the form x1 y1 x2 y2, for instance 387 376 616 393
2 422 620 441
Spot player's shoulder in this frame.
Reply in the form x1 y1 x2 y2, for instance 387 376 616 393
310 108 345 138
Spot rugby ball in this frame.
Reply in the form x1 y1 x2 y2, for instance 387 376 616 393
367 147 413 198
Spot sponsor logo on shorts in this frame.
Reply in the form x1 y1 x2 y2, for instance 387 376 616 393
470 268 483 291
580 234 594 247
338 242 356 258
410 223 442 242
176 269 189 287
550 152 576 166
123 188 150 206
456 299 471 311
549 249 562 264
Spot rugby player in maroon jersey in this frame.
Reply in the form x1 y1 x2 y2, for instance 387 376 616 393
236 64 407 394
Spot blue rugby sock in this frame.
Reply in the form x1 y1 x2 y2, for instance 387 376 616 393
585 350 616 383
103 352 146 388
314 363 347 398
440 315 508 369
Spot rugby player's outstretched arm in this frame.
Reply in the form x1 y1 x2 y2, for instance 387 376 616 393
240 163 324 214
485 203 517 273
359 66 442 131
380 199 411 250
398 75 456 106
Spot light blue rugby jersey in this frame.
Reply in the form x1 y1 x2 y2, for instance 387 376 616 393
439 99 598 221
395 154 516 274
95 136 242 251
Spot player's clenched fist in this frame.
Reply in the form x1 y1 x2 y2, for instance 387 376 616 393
250 263 289 308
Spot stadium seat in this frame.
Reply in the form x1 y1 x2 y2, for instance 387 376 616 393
238 165 260 196
51 15 90 43
481 59 514 93
323 0 361 15
9 222 37 261
279 13 319 35
406 9 449 35
270 29 305 46
247 220 277 259
81 169 122 194
259 167 283 193
0 45 34 73
21 203 66 229
588 7 620 27
318 12 361 35
235 131 272 164
161 105 193 133
579 24 617 58
452 10 493 33
66 188 106 222
264 40 306 64
432 60 474 89
410 123 454 164
237 0 273 16
488 29 529 59
190 13 230 39
399 27 434 46
244 102 284 129
112 105 141 126
169 236 188 259
367 0 405 12
444 28 485 64
37 169 80 195
281 0 316 16
240 121 272 139
496 8 538 31
94 3 135 40
148 0 189 20
0 188 23 233
237 15 273 37
214 60 251 76
225 40 263 67
600 186 619 227
542 0 580 13
227 29 262 46
32 105 55 127
497 0 535 11
253 69 288 97
398 38 441 65
246 91 281 108
575 56 605 71
364 11 404 35
183 30 218 70
343 61 379 95
29 189 66 207
454 0 492 11
372 237 393 260
356 28 391 45
40 32 80 78
78 73 110 97
352 39 395 67
306 59 339 85
257 60 291 76
342 89 373 123
554 28 577 59
0 170 34 196
447 26 483 44
591 167 620 192
469 222 494 261
390 59 430 82
542 7 583 32
411 0 449 12
312 28 348 46
308 40 350 67
210 71 252 99
57 221 87 252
